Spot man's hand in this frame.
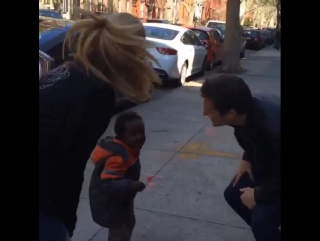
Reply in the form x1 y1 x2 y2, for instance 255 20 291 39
240 187 256 209
131 181 146 192
233 160 254 187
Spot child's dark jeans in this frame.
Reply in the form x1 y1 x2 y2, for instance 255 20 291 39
108 205 135 241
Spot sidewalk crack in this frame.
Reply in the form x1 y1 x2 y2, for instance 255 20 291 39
87 227 104 241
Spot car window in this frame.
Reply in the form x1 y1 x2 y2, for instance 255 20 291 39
144 26 179 40
188 31 202 46
51 12 62 19
264 30 271 37
244 31 259 37
209 30 215 39
180 32 193 45
206 22 226 35
191 30 209 41
213 30 223 42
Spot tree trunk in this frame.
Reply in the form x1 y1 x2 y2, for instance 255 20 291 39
52 0 61 11
159 8 164 19
276 0 280 30
178 1 194 25
240 15 245 25
220 0 244 73
187 5 195 25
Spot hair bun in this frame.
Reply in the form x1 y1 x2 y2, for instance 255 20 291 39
95 18 109 29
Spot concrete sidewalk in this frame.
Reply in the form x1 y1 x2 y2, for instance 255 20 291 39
72 48 280 241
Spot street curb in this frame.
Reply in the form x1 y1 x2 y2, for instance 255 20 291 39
253 48 280 57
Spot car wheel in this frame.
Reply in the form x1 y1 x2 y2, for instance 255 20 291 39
240 49 245 59
199 58 206 76
179 62 188 85
206 54 215 71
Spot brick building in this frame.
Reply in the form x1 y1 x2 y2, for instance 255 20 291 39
177 0 194 24
39 0 227 24
81 0 150 19
201 0 227 22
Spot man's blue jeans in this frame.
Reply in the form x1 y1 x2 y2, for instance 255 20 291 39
39 212 71 241
224 174 281 241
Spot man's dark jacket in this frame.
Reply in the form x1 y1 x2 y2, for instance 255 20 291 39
233 93 280 203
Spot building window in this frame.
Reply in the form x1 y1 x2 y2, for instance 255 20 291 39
140 3 144 18
44 0 50 4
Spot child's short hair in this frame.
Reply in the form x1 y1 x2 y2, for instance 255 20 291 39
114 111 143 136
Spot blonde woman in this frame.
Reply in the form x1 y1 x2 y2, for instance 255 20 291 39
39 11 159 241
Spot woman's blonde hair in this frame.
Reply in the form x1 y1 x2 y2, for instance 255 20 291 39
63 10 160 102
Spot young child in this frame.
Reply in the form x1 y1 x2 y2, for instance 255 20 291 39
89 111 146 241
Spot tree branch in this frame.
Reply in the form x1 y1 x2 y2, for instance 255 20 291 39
242 7 257 15
156 0 166 8
178 0 191 13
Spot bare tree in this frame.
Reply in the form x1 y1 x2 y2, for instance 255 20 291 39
52 0 62 12
258 0 280 28
220 0 244 73
156 0 167 19
240 0 258 25
276 0 280 30
240 0 279 27
178 0 196 25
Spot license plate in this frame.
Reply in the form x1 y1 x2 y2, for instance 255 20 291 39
247 37 251 40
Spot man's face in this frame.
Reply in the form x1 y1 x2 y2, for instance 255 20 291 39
203 97 229 127
123 119 146 150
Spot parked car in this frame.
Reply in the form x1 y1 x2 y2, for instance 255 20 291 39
80 11 111 19
143 23 207 86
206 20 246 58
243 29 265 50
39 9 63 19
261 28 275 45
39 18 131 105
147 19 170 24
260 31 269 46
185 26 224 71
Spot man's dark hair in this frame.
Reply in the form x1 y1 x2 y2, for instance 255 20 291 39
200 75 252 115
114 111 143 136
